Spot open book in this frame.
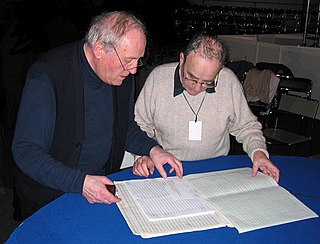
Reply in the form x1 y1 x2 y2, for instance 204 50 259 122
115 168 318 238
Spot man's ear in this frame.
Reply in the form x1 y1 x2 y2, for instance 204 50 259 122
92 42 105 59
179 52 185 65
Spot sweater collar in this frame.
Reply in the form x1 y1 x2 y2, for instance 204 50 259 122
173 64 215 97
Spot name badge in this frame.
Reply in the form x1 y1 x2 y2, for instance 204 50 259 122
189 121 202 140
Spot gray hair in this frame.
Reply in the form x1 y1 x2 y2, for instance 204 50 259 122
184 34 227 65
85 11 147 52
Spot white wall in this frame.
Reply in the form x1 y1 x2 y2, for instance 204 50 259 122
283 46 320 111
220 33 320 119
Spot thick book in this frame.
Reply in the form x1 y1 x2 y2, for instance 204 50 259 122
115 167 318 238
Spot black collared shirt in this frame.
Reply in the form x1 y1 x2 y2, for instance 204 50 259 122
173 64 215 97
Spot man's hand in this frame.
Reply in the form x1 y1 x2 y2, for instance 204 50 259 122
252 150 280 182
133 155 155 177
82 175 121 204
149 146 183 179
133 146 183 178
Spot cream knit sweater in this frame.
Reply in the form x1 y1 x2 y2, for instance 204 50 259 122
135 62 268 161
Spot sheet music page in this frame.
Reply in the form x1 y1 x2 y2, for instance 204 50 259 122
115 182 230 238
206 186 319 233
186 168 319 233
122 177 215 220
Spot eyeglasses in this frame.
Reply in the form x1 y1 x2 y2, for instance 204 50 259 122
113 47 143 71
183 72 219 89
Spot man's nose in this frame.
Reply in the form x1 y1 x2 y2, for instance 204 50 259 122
194 83 203 92
128 67 137 74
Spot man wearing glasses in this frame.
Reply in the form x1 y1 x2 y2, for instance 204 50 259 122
134 34 279 182
12 11 183 220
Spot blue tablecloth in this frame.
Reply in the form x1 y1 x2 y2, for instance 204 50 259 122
7 155 320 244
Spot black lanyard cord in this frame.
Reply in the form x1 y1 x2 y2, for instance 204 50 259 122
182 91 207 123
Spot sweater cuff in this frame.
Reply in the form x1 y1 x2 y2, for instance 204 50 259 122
250 148 269 162
71 171 86 193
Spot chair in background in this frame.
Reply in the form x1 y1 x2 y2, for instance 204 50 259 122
243 68 280 128
277 76 312 98
254 62 295 112
273 76 313 114
255 62 294 78
263 94 319 156
225 60 254 84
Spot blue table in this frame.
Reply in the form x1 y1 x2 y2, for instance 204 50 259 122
7 156 320 244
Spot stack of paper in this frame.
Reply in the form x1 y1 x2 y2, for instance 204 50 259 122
115 168 318 238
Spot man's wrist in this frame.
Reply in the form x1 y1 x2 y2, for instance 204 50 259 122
150 145 162 157
252 149 269 162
